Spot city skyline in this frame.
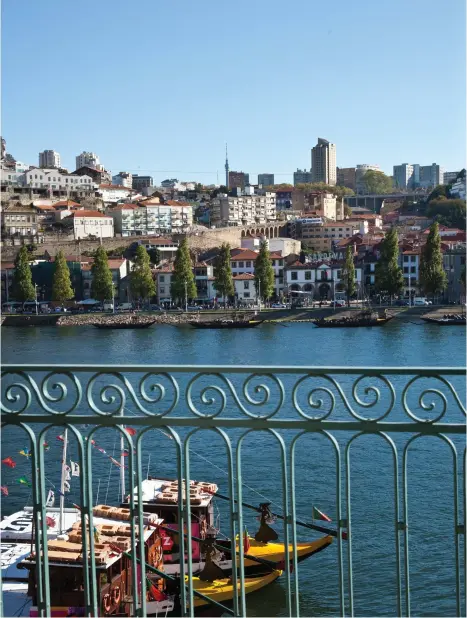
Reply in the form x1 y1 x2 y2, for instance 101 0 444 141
2 0 465 185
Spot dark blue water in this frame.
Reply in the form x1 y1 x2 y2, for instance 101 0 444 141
2 322 465 617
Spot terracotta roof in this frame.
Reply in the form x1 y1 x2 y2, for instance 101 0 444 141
1 262 15 269
165 200 191 206
53 200 80 208
155 267 174 273
144 238 177 245
108 204 138 211
230 249 283 261
233 273 255 280
107 259 125 268
72 210 112 218
35 205 55 211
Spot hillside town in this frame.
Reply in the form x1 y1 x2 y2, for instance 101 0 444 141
1 136 465 308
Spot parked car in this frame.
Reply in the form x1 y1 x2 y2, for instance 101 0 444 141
271 303 287 309
117 303 133 311
187 305 201 311
414 297 432 306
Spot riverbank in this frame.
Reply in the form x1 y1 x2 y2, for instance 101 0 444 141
1 305 464 327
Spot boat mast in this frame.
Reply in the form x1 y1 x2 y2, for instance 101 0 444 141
120 411 125 501
59 428 68 533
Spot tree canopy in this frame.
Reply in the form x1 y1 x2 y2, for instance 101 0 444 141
254 241 275 301
148 247 161 266
130 245 156 303
52 250 74 302
427 184 449 202
91 246 114 301
11 246 35 301
419 222 447 297
341 246 356 306
426 199 466 230
360 170 393 194
375 228 404 299
294 182 354 198
171 238 197 304
213 243 234 306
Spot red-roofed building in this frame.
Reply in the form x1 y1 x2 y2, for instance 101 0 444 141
70 210 114 240
233 273 258 303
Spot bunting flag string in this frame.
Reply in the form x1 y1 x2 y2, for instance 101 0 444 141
2 457 16 468
46 516 56 528
18 449 31 458
64 481 71 493
1 486 8 496
64 465 71 481
125 427 137 436
18 476 31 486
56 435 65 442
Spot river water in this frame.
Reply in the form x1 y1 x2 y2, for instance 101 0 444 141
2 322 465 617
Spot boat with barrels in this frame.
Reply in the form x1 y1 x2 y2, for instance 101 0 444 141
313 309 394 328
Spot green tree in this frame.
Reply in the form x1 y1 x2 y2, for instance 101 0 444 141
171 238 197 306
427 184 449 202
375 228 404 302
344 204 352 218
419 222 448 299
426 199 466 229
361 170 393 194
461 266 466 288
341 246 356 306
130 245 156 305
91 246 115 301
148 247 161 266
11 246 35 301
213 243 234 307
52 250 74 302
254 240 275 302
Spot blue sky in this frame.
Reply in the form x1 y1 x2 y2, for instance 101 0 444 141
2 0 465 185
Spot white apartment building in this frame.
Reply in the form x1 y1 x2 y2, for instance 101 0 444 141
76 152 101 170
107 202 193 236
81 258 131 301
229 248 285 297
418 164 444 189
450 178 466 199
444 171 459 185
285 261 362 300
233 273 258 304
399 250 420 299
112 172 133 188
71 210 114 240
211 192 276 226
39 150 60 168
311 138 336 185
98 184 134 204
154 264 216 305
24 168 93 191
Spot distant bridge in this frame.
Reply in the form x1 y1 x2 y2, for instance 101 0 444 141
344 193 423 213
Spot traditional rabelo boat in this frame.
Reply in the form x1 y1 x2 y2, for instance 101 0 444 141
93 316 157 329
123 477 333 578
420 314 466 326
189 319 263 329
313 309 394 328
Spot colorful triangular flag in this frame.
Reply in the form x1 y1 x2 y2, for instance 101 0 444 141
312 506 332 522
46 516 56 528
125 427 137 436
18 476 31 486
46 489 55 507
18 449 31 458
63 481 71 493
2 457 16 468
1 486 8 496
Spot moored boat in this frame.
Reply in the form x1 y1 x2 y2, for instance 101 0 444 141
189 319 263 329
93 317 157 329
420 314 466 326
313 309 394 328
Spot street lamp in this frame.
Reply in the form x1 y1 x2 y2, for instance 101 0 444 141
184 279 188 312
34 284 38 315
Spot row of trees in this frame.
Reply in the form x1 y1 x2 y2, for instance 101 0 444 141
9 223 450 306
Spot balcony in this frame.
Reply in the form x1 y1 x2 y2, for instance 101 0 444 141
1 365 465 617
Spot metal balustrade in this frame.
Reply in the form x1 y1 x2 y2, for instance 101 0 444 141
1 365 465 617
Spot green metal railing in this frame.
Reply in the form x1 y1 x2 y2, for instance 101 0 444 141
1 365 465 617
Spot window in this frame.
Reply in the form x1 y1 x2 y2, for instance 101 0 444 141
160 275 165 282
246 261 251 267
403 255 409 262
244 281 249 289
160 287 165 294
238 261 244 268
462 257 466 265
411 266 416 273
305 271 311 280
244 292 250 298
403 267 409 273
291 272 298 281
232 261 237 268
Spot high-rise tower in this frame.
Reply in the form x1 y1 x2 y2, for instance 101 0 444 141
225 143 229 188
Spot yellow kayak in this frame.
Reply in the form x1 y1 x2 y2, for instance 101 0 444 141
191 569 282 608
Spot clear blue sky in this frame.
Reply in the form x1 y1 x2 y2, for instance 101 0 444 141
2 0 465 185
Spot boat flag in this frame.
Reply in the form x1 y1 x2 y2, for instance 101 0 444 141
312 507 332 522
46 516 56 528
64 465 71 481
146 578 167 602
125 427 137 436
70 461 80 477
56 435 65 442
43 442 50 451
18 449 31 458
18 476 31 486
1 486 8 496
64 480 71 493
46 489 55 506
2 457 16 468
243 528 251 554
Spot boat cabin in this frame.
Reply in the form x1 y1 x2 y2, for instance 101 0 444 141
18 506 165 617
122 477 218 565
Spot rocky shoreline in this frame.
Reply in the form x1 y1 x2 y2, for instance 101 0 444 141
57 313 195 326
